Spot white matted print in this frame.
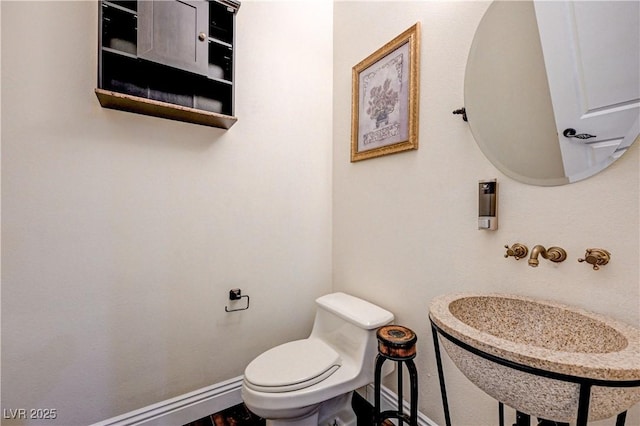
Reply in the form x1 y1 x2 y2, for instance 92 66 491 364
351 23 420 162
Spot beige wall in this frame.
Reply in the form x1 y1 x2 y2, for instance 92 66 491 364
1 1 332 424
333 1 639 426
2 1 639 425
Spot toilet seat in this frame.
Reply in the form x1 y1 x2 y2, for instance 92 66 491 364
244 338 341 393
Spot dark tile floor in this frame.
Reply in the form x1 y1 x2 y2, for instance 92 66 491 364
183 402 264 426
182 391 390 426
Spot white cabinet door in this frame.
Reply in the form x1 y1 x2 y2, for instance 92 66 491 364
534 1 639 181
137 0 209 76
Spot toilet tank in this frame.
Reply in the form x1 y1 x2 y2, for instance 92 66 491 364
310 293 394 367
314 292 394 330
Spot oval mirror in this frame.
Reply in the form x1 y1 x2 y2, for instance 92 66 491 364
465 0 639 186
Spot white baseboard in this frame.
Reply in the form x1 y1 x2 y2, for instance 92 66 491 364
90 377 438 426
90 376 243 426
358 384 439 426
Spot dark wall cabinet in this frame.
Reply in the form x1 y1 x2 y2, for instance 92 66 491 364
96 0 240 129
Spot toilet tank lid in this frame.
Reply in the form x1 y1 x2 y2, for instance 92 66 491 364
316 292 394 330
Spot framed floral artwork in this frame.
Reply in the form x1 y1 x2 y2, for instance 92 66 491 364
351 23 420 162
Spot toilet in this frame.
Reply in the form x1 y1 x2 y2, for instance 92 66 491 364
241 292 395 426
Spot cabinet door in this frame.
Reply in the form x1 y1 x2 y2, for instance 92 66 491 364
137 0 209 76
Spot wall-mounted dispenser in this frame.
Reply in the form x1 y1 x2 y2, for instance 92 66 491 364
478 179 498 230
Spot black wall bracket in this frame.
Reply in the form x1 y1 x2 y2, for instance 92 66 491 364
453 107 468 122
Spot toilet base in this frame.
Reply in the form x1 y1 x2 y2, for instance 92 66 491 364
318 393 357 426
263 392 357 426
266 411 318 426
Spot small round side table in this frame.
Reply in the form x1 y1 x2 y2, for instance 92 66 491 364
374 325 418 426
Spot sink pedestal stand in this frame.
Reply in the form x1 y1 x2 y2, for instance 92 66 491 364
506 405 568 426
430 320 638 426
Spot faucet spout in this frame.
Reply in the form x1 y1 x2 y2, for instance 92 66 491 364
528 245 567 267
528 245 546 267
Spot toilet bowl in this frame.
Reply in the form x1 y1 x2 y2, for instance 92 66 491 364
241 292 394 426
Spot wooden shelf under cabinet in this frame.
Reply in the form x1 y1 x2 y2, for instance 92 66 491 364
95 89 238 129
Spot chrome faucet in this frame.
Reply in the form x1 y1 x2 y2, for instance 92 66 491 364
528 245 567 267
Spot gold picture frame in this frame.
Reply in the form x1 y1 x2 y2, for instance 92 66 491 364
351 23 420 162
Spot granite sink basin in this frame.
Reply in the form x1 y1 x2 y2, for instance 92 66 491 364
428 293 640 422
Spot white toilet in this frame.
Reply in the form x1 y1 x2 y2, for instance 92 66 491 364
241 292 395 426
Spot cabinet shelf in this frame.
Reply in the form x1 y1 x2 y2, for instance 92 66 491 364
101 46 137 59
210 77 233 86
102 1 136 15
209 37 232 48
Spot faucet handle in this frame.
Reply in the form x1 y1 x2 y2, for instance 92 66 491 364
578 248 611 270
504 243 528 260
546 246 567 263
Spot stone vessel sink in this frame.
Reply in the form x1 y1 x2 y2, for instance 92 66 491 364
429 293 640 422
